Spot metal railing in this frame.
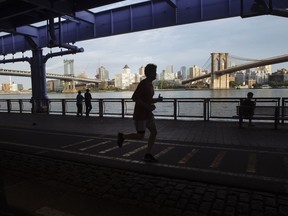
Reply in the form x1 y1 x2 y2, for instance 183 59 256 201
0 97 286 122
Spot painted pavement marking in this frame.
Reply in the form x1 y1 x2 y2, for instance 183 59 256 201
1 140 288 185
155 146 174 159
178 149 199 164
99 142 130 154
61 139 94 149
79 141 111 151
4 127 288 156
123 145 147 157
210 151 227 168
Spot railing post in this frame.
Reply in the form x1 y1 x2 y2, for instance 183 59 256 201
275 106 279 129
29 98 34 114
47 100 50 115
7 100 11 113
19 99 23 114
121 99 125 118
239 106 243 128
99 99 104 117
204 98 208 121
61 99 66 115
281 98 285 124
174 99 177 120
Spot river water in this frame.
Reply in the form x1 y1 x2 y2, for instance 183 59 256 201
1 88 288 100
1 89 287 120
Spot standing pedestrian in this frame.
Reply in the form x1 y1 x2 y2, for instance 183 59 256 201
76 90 84 116
84 89 92 117
117 63 163 162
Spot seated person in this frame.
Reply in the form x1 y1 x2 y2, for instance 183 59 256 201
240 92 256 126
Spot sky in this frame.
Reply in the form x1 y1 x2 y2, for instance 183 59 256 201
1 13 288 89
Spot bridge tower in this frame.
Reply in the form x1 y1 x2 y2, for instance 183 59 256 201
62 59 77 93
210 53 230 89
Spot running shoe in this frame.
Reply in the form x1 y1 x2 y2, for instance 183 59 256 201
144 153 158 162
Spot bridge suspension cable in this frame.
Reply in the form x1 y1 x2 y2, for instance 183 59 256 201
201 56 211 70
229 54 260 62
46 61 65 71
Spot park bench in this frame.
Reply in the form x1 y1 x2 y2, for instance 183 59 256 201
236 105 288 129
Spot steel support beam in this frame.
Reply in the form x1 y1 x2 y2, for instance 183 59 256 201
1 0 288 56
0 0 257 55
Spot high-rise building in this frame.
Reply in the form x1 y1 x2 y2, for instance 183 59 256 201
235 71 245 85
161 70 175 80
98 66 109 81
269 69 288 82
53 80 64 92
46 80 54 92
114 65 136 89
139 65 145 76
166 65 173 74
138 65 146 81
160 65 175 80
180 66 187 80
188 65 202 79
255 65 271 84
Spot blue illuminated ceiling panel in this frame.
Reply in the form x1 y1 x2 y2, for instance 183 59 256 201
0 0 287 55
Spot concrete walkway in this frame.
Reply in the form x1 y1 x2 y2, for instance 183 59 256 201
0 113 288 216
1 113 288 149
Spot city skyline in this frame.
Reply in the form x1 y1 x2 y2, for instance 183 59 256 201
1 15 288 89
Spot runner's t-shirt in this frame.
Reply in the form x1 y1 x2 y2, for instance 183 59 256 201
132 79 154 120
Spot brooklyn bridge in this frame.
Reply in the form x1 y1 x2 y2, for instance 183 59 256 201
182 53 288 89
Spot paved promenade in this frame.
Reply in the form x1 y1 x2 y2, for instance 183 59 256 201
0 113 288 216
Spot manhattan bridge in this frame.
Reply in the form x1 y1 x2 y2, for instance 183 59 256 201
0 59 100 93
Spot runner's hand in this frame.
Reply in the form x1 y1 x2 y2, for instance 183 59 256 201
157 94 163 102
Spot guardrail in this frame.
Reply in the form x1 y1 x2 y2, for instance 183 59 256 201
0 97 287 122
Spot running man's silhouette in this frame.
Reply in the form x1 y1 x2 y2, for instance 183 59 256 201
117 63 163 162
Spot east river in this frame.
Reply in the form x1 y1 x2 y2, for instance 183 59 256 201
0 88 288 100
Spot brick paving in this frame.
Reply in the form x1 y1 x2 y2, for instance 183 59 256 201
0 113 288 215
2 151 288 216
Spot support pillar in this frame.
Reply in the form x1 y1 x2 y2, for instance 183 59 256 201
210 53 229 89
30 48 49 113
62 59 77 93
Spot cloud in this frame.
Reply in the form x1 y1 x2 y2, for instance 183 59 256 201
2 15 288 89
46 15 288 77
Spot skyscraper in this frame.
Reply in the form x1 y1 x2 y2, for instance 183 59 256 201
139 65 145 76
98 66 109 81
180 66 187 80
114 65 136 89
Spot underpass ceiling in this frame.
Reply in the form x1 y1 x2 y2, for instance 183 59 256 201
0 0 287 56
0 0 125 31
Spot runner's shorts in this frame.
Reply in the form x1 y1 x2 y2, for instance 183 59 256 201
134 116 156 134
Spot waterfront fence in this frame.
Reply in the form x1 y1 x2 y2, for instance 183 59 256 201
0 97 286 122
